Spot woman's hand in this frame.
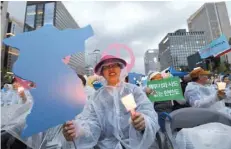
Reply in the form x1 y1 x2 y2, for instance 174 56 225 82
131 112 145 131
217 90 226 100
63 120 77 141
19 91 26 98
145 87 152 95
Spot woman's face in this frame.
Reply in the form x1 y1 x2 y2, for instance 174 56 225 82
223 77 230 84
151 74 163 81
102 63 121 85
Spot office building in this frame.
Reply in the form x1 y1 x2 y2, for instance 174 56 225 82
86 49 101 68
1 15 23 74
187 2 231 63
1 1 8 41
187 52 207 71
24 1 79 31
144 49 160 75
85 65 94 76
1 1 9 72
68 52 85 75
23 1 86 74
159 29 207 70
4 17 24 72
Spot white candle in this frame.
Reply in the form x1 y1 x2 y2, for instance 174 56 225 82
121 93 137 112
217 82 226 90
18 87 24 93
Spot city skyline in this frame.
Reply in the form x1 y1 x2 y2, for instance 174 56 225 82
6 1 231 74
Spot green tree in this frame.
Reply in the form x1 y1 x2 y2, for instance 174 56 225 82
1 68 14 87
218 62 227 73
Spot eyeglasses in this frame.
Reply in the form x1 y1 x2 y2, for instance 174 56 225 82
102 64 119 70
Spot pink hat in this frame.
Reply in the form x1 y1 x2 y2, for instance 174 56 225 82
94 55 127 76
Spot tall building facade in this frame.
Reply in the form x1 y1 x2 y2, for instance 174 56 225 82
85 65 94 76
144 49 160 75
23 1 85 75
1 1 9 72
1 1 8 41
24 1 79 31
187 2 231 63
68 52 85 75
4 17 24 72
86 49 101 68
159 29 207 70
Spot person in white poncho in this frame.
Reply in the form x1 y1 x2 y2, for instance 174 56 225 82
1 79 33 106
62 55 159 149
221 74 231 108
184 67 231 117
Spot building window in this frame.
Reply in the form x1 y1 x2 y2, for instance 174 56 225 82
44 2 55 25
36 4 44 28
25 5 36 29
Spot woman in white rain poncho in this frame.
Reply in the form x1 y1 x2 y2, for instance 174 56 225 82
221 75 231 108
63 55 159 149
185 68 231 117
1 80 33 106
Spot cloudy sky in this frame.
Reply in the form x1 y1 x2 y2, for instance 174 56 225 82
8 1 231 74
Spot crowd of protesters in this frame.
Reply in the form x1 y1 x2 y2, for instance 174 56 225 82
1 55 231 149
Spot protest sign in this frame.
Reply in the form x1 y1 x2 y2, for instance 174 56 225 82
128 72 144 85
3 25 93 138
147 77 184 102
199 34 230 59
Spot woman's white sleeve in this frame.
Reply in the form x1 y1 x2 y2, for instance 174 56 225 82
129 86 160 149
185 89 217 108
73 99 101 148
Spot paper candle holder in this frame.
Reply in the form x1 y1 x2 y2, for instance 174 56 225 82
217 82 226 90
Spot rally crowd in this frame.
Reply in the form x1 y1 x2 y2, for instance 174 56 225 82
1 55 231 149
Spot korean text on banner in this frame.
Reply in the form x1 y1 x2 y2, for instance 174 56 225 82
199 34 230 59
147 77 184 102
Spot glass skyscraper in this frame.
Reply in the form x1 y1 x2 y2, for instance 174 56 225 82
144 49 160 75
24 1 79 31
187 2 231 64
159 29 207 70
23 2 86 75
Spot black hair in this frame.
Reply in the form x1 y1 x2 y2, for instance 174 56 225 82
29 82 35 87
222 74 229 81
11 77 16 84
191 77 199 82
165 70 170 73
77 74 86 86
125 76 128 83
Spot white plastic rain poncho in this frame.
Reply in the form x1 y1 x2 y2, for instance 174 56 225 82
175 122 231 149
1 85 33 106
84 85 95 100
72 82 159 149
1 102 45 149
185 82 231 117
224 85 231 105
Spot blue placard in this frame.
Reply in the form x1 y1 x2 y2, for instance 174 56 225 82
199 34 230 59
128 72 144 85
3 25 94 138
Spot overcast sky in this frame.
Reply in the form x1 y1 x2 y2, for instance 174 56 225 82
8 1 231 73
